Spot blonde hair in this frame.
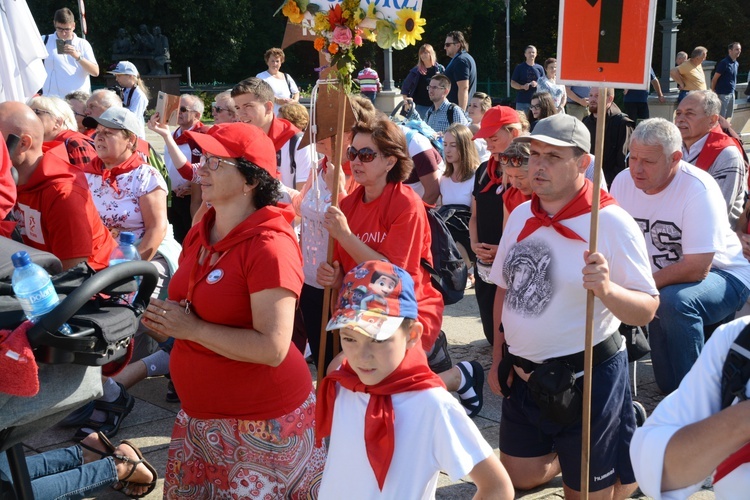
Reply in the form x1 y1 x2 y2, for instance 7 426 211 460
443 124 479 182
278 102 309 130
28 95 77 131
417 44 437 75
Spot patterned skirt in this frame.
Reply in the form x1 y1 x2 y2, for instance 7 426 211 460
163 391 326 499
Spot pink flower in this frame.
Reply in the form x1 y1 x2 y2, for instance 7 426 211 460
332 26 353 46
353 35 363 46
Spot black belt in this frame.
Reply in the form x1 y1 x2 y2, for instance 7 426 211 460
510 331 623 374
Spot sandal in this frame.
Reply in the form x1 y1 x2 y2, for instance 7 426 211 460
74 382 135 440
457 361 485 418
116 439 158 499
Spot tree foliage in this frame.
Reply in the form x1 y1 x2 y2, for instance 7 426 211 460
27 0 750 95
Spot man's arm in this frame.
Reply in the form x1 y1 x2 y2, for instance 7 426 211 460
651 77 666 102
419 171 441 205
510 80 527 91
670 67 685 89
565 87 588 106
652 252 714 289
582 250 659 326
711 72 721 92
456 80 470 110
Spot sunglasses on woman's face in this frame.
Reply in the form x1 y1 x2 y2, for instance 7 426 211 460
346 146 379 163
497 154 527 168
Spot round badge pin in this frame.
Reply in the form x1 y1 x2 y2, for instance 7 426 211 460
206 269 224 284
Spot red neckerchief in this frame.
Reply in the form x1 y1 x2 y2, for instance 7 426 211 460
694 126 744 172
173 122 208 147
266 117 299 152
516 179 616 242
316 347 445 490
479 156 502 193
84 153 145 195
503 187 532 214
715 442 750 483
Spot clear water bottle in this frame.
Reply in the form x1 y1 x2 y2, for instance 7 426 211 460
109 232 141 303
11 251 72 335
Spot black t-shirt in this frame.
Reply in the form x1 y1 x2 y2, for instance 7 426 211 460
472 160 504 245
412 66 440 107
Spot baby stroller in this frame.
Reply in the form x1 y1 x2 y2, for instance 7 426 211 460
0 237 158 499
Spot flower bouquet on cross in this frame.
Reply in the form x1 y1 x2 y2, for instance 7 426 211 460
279 0 426 92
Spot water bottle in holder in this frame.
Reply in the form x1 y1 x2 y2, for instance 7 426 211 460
11 251 72 335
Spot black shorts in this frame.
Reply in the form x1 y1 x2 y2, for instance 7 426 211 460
499 348 636 492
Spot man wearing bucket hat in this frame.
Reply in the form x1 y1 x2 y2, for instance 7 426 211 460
488 113 659 496
316 260 513 498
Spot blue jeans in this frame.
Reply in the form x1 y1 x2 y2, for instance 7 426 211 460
717 93 735 119
0 445 117 499
650 268 750 393
677 90 689 103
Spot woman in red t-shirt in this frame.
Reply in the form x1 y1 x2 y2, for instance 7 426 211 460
317 117 487 418
142 123 325 498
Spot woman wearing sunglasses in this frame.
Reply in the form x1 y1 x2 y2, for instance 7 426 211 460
317 117 487 418
440 123 480 287
500 142 532 230
211 90 236 124
525 91 558 132
143 122 325 498
470 106 524 345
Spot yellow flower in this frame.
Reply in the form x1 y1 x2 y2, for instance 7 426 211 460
313 12 330 32
282 1 304 24
314 36 326 52
394 8 426 46
366 2 377 18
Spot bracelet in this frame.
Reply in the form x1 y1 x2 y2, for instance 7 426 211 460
76 55 82 62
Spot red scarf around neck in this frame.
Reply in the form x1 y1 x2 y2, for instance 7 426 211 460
516 179 616 242
84 152 145 195
316 347 445 490
479 156 503 193
267 117 299 152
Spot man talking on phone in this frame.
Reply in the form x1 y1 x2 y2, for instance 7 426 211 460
42 8 99 98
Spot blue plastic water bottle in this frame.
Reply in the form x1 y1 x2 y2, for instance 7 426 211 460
109 232 141 303
11 251 72 335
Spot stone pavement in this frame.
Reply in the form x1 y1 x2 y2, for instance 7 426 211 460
19 287 716 499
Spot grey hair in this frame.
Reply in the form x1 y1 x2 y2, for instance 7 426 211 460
90 89 123 109
65 90 90 104
688 90 721 117
630 118 682 157
28 96 77 131
181 94 204 115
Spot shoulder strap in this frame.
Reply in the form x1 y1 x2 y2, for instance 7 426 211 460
44 35 49 45
284 73 293 96
288 132 303 186
447 104 456 125
721 322 750 409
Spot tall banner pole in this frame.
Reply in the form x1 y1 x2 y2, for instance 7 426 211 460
77 0 87 39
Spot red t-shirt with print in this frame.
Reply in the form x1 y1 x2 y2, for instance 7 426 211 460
335 182 444 350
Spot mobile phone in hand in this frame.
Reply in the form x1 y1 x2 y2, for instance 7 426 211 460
56 39 71 54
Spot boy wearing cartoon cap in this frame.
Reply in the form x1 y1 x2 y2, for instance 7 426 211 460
316 260 513 499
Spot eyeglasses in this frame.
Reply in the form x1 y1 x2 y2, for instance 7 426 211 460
427 85 445 91
211 103 228 113
73 112 86 118
444 42 457 47
55 26 74 33
179 107 193 113
497 154 527 168
200 154 238 171
529 104 542 110
346 146 379 163
32 108 52 118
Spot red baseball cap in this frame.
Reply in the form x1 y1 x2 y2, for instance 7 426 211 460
185 123 279 178
473 106 520 139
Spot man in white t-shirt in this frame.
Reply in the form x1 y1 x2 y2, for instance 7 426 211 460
488 114 659 496
631 316 750 500
611 118 750 394
230 77 312 191
41 8 99 98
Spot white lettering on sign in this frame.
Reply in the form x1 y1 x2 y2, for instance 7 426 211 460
308 0 423 22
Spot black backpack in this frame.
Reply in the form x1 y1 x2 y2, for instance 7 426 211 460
720 322 750 409
420 205 468 305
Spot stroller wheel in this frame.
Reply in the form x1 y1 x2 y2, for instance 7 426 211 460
633 401 647 427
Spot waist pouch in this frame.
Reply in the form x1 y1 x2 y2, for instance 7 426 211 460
527 360 582 426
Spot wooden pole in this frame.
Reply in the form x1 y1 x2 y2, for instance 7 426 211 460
317 86 349 385
580 87 608 499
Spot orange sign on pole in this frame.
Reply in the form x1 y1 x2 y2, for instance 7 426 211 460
557 0 657 88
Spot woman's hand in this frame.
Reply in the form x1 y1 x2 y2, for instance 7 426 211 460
146 113 170 138
740 233 750 261
142 298 198 340
317 261 342 289
323 205 352 241
323 161 347 198
472 242 498 263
